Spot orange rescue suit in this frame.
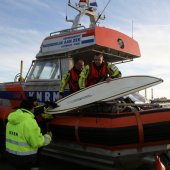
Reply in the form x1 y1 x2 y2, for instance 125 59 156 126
86 63 108 87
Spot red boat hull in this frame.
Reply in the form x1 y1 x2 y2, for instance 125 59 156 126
48 108 170 151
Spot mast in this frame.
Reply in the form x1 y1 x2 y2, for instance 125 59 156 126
66 0 99 28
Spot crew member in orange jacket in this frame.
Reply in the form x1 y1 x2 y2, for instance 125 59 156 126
79 52 121 89
59 59 84 98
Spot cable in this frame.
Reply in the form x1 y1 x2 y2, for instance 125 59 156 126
95 0 111 24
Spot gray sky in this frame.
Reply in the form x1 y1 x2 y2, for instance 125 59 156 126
0 0 170 99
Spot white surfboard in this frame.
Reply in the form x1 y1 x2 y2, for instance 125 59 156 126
46 76 163 114
102 92 147 102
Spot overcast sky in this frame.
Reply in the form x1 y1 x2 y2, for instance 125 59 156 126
0 0 170 99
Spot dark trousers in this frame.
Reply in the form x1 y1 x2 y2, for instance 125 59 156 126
6 152 37 170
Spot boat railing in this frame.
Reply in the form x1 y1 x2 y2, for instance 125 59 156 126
50 26 86 37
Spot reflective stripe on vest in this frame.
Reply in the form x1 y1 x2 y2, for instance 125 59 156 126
6 138 29 146
6 138 38 155
6 148 37 156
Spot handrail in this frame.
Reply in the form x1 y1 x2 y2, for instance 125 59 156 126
50 26 86 36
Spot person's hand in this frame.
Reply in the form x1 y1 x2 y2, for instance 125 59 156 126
106 77 111 83
47 131 52 138
46 102 59 108
59 95 63 100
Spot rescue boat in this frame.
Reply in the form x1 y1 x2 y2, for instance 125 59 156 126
0 0 169 169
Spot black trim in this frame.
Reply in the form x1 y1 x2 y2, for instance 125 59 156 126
49 120 170 147
144 121 170 142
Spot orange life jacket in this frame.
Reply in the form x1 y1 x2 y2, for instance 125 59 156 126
86 62 108 87
68 68 80 93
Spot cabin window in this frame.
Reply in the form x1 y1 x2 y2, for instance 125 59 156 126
27 59 60 80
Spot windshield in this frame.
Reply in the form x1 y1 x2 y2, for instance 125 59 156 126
27 59 60 80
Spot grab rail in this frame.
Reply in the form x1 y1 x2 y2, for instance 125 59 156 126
50 26 86 36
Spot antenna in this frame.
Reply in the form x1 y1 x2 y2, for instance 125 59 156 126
66 0 68 21
151 88 154 100
65 0 74 24
145 89 147 100
102 0 106 18
132 20 134 39
95 0 111 24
